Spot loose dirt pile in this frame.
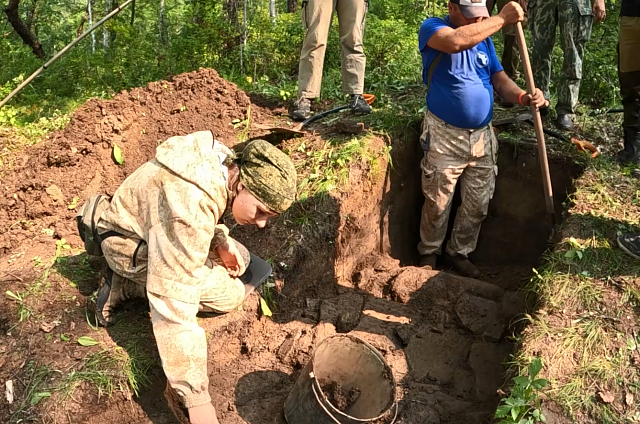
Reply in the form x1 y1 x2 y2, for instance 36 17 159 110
0 68 274 257
320 380 362 413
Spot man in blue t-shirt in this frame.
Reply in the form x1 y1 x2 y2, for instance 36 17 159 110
417 0 548 278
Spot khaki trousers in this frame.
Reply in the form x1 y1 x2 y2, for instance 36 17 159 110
101 235 247 313
418 112 498 258
297 0 368 98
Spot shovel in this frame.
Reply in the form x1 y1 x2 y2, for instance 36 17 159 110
515 22 558 235
253 94 375 135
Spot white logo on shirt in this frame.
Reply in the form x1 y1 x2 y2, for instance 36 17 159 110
476 51 489 68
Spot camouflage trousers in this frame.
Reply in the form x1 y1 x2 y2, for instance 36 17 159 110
619 17 640 129
530 0 593 115
492 0 529 80
101 235 247 313
418 112 498 258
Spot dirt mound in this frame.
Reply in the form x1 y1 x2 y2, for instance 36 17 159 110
320 380 361 413
0 68 274 257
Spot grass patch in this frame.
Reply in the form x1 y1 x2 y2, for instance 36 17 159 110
514 156 640 423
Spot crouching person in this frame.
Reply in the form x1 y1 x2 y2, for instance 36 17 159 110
77 131 296 424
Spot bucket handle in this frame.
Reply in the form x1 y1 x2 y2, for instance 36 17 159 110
310 377 398 424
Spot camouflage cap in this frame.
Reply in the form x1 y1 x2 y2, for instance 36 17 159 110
239 140 297 213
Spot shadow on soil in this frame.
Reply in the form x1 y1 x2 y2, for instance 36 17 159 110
53 132 585 424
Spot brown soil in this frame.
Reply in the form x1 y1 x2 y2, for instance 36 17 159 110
319 380 361 413
0 68 274 258
0 69 584 424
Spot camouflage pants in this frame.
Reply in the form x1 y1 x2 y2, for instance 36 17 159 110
418 112 498 258
101 235 247 313
530 0 593 115
496 0 528 80
619 17 640 129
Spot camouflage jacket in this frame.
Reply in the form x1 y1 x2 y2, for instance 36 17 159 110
529 0 593 15
98 131 233 408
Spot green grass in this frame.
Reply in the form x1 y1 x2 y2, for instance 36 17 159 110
513 155 640 423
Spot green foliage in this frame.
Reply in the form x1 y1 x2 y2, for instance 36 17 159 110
495 358 549 424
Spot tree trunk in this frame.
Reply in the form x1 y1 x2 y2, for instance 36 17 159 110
287 0 297 13
3 0 45 58
159 0 169 48
87 0 95 52
269 0 276 23
103 0 111 47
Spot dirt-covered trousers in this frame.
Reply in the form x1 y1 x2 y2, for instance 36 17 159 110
619 16 640 130
297 0 368 98
101 235 247 313
417 112 498 258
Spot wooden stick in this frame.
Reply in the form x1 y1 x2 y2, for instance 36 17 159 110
514 22 556 221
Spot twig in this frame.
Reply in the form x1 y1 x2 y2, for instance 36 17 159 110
0 269 23 282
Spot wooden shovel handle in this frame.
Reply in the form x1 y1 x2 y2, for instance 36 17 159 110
514 22 555 217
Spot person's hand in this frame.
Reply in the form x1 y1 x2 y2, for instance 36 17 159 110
593 0 606 23
499 2 525 26
188 403 220 424
216 240 246 277
521 88 549 108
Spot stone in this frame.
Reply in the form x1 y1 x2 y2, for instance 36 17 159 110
468 341 512 402
455 293 504 341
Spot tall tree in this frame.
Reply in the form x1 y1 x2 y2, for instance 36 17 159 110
103 0 111 47
159 0 169 47
87 0 95 52
3 0 45 58
269 0 276 23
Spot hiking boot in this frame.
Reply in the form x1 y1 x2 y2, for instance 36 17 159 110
616 127 640 165
444 253 480 278
290 97 311 122
350 94 372 115
556 114 574 131
96 268 146 327
618 233 640 260
419 254 437 269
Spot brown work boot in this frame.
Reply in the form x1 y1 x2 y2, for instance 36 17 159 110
444 253 480 278
419 254 437 270
96 267 146 327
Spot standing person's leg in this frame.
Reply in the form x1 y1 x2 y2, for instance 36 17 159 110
336 0 371 114
616 16 640 164
497 0 520 80
530 0 558 115
556 0 593 129
445 126 497 278
417 113 467 268
293 0 335 120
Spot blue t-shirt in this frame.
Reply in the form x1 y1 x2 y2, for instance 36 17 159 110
419 16 503 129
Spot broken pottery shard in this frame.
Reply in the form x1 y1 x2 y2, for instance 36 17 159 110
455 293 504 341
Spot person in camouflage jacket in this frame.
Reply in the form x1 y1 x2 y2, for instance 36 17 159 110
95 131 296 424
529 0 606 130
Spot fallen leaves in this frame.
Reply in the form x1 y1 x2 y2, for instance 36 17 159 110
45 184 64 204
626 392 634 407
77 336 98 346
598 391 614 404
